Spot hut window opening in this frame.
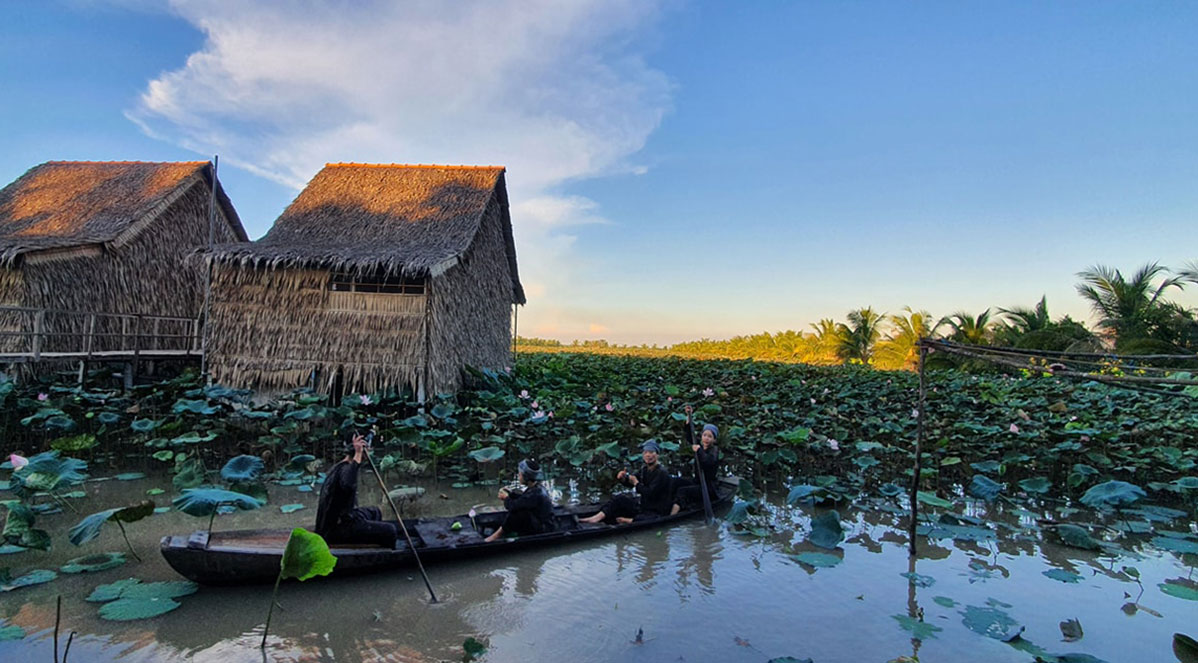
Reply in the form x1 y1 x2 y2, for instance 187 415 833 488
329 271 425 295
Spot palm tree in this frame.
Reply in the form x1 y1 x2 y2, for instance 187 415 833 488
999 295 1050 334
1177 260 1198 287
874 307 935 370
939 309 995 345
834 308 884 365
1075 263 1183 344
809 318 841 364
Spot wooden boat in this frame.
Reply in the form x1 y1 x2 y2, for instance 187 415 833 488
161 476 739 585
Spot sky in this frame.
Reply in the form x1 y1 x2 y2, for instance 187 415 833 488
2 1 1196 345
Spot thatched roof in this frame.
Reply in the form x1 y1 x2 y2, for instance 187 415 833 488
206 163 525 304
0 161 246 266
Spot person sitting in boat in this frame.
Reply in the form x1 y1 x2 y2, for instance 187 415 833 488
579 440 672 525
671 404 720 515
314 430 399 548
484 458 555 542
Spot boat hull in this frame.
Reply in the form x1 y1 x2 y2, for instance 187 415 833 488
161 477 738 585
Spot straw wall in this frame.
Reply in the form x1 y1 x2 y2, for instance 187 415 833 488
428 192 514 392
18 180 238 352
0 268 23 353
206 266 428 393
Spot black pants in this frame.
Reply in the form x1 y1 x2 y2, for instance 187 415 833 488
326 507 398 548
596 493 666 523
673 479 716 510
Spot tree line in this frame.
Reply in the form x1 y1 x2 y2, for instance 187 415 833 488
518 262 1198 370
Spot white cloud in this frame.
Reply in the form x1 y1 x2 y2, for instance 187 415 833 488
128 0 672 316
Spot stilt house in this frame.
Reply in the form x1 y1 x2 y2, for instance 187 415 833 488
0 161 246 354
203 163 525 396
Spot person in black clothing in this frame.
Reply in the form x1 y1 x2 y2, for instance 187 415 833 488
579 440 672 524
484 458 555 542
671 404 720 515
314 430 399 548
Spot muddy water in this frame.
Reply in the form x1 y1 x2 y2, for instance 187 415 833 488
1 473 1195 662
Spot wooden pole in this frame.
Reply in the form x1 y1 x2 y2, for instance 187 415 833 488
32 309 43 360
908 343 928 556
363 448 438 603
200 156 218 382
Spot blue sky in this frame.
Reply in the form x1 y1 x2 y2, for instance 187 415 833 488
2 1 1196 344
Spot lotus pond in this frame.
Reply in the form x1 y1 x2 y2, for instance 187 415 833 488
1 353 1196 661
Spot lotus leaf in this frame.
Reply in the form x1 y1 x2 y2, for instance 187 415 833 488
87 578 141 602
172 458 206 491
9 451 88 497
0 569 57 592
61 552 126 574
1042 568 1083 583
1054 524 1102 551
97 411 121 424
1175 634 1198 663
115 472 145 481
790 552 841 568
221 455 265 482
933 596 957 608
280 528 337 581
130 418 161 433
786 484 824 504
50 433 97 452
172 488 264 517
172 399 219 415
280 504 305 514
1018 476 1051 494
1 501 50 550
1173 477 1198 491
1060 618 1084 642
595 441 623 459
1080 480 1146 509
0 624 24 641
970 461 1001 474
467 446 505 463
151 450 174 462
892 614 942 640
808 510 844 549
724 499 754 524
878 483 904 497
172 431 218 445
916 491 953 509
968 474 1003 500
1160 581 1198 601
960 605 1023 641
1152 536 1198 555
69 501 155 546
901 572 935 588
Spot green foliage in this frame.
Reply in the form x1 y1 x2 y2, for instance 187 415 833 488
466 446 505 463
87 578 198 620
61 552 127 574
1080 481 1146 509
807 510 844 549
280 528 337 581
1 501 50 551
69 501 155 546
172 488 264 517
220 455 264 482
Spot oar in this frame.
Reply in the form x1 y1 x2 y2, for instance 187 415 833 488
694 448 715 525
363 447 438 603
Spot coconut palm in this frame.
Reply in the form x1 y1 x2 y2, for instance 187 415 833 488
874 307 935 370
939 309 995 345
1075 263 1183 345
999 296 1051 334
834 308 885 365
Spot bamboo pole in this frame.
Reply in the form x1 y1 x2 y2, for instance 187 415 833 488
200 156 218 382
908 343 927 556
363 447 438 603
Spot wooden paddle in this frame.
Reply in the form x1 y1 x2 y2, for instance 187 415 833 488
362 433 438 603
687 408 716 525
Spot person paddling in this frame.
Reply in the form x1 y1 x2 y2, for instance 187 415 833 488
314 430 399 548
484 459 555 542
671 404 720 515
580 440 672 524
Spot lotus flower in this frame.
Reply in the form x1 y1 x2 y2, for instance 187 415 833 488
531 400 539 409
37 393 48 402
359 394 373 406
1009 423 1020 434
667 396 673 402
547 411 554 419
827 439 840 451
702 388 715 397
520 389 530 399
9 453 28 470
468 507 477 518
605 403 614 412
810 398 816 406
911 408 919 419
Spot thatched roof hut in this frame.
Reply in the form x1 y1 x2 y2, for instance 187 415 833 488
203 162 524 396
0 160 247 353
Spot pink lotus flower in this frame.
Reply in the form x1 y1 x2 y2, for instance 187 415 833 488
468 507 477 518
547 411 554 419
827 439 840 451
359 394 373 406
605 403 614 412
504 366 512 373
37 393 48 402
702 388 715 397
911 409 919 419
667 396 673 402
1009 423 1020 434
531 400 539 409
9 454 28 470
519 389 530 399
810 398 816 406
1079 435 1090 443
